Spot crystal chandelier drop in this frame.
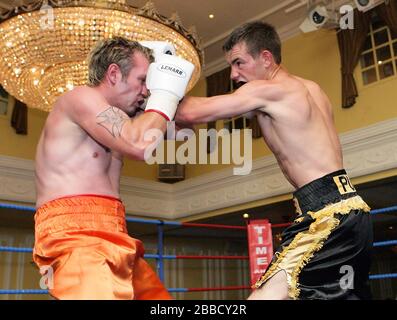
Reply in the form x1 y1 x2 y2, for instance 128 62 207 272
0 0 203 111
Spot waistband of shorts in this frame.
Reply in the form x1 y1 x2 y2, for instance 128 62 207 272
37 194 121 209
292 169 357 215
35 194 126 234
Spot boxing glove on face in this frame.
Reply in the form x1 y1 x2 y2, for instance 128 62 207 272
145 53 194 121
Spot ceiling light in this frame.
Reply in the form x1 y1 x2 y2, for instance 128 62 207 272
0 1 203 112
354 0 385 12
299 5 329 33
299 4 339 33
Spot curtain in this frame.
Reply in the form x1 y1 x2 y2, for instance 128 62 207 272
337 9 371 108
250 116 262 139
11 99 28 135
206 67 231 153
206 67 231 97
376 1 397 35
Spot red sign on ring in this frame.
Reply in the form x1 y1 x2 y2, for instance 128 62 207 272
247 219 274 286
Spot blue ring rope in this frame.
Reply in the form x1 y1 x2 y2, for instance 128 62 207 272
370 206 397 215
1 238 396 254
373 240 397 247
0 203 35 212
0 289 48 294
369 273 397 280
2 274 397 295
0 247 181 258
1 202 396 222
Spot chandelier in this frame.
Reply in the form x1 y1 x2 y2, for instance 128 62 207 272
0 0 203 111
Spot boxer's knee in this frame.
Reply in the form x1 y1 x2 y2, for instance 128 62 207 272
247 270 289 300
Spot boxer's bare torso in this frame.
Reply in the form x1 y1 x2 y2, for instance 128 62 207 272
35 88 123 208
35 50 169 208
176 42 343 189
254 72 343 188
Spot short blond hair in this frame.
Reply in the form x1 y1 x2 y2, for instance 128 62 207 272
87 37 154 86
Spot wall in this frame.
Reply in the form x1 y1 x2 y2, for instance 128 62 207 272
0 97 47 160
283 30 397 132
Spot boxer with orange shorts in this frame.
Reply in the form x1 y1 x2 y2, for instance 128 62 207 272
33 195 171 300
34 38 193 299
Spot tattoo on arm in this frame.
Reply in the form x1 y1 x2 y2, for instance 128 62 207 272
96 106 129 138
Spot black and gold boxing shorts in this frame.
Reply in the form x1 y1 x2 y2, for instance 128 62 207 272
253 169 373 300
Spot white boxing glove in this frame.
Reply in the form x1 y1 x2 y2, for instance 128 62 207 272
139 41 176 57
145 53 194 121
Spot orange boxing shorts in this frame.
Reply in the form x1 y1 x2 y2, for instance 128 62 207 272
33 194 172 300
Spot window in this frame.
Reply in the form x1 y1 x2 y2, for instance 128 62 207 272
0 85 8 116
224 116 251 133
360 13 397 85
223 80 250 132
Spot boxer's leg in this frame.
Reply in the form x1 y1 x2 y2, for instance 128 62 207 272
45 244 134 300
248 270 289 300
133 257 173 300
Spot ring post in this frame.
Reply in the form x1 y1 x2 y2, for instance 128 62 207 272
157 221 165 282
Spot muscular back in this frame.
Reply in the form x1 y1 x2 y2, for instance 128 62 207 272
256 75 343 188
35 89 122 208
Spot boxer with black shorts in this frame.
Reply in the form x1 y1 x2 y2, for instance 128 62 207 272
175 21 373 300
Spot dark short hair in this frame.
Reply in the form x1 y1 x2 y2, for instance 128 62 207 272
223 21 282 64
87 37 154 86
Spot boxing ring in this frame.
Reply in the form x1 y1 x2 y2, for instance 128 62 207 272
0 202 396 297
